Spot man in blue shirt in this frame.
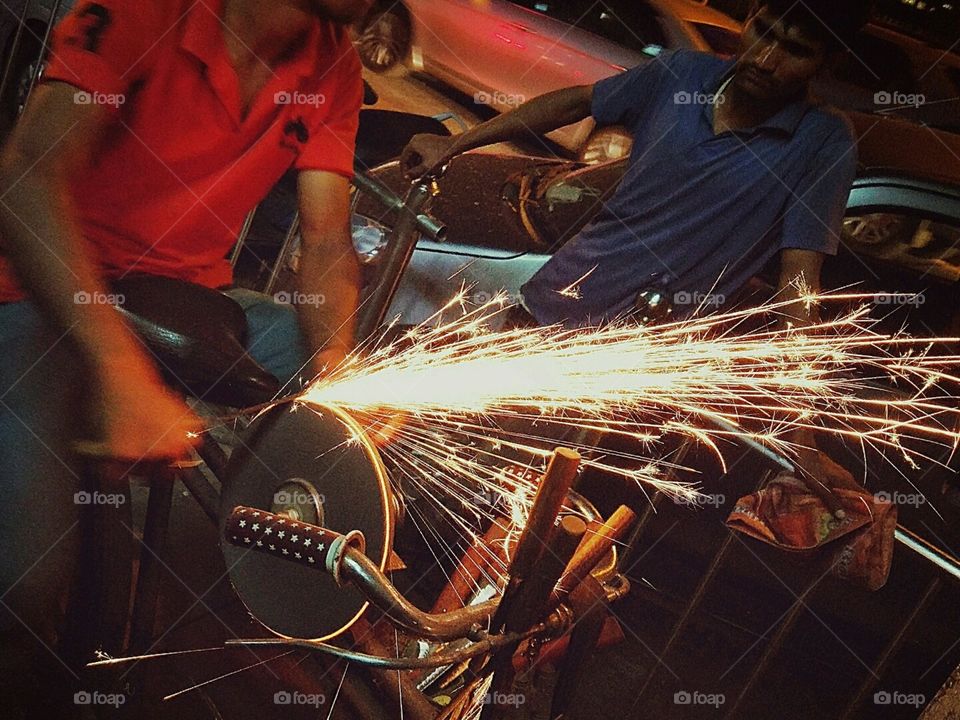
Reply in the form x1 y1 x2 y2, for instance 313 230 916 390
403 0 874 510
403 0 872 329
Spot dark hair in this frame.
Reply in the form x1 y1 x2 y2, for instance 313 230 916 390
755 0 875 48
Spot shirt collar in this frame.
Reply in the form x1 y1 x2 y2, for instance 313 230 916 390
181 0 323 81
700 58 811 137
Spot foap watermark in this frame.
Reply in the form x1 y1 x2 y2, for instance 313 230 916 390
274 490 326 506
274 691 326 707
674 90 725 106
873 292 925 307
873 690 925 708
74 90 125 108
474 90 525 108
483 691 526 707
74 290 124 307
874 91 925 109
676 493 726 509
472 289 520 306
74 491 126 508
74 691 126 708
874 490 926 507
274 291 326 307
673 290 725 308
274 91 326 108
674 690 725 708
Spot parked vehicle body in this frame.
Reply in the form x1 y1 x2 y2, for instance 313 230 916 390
355 0 742 159
813 23 960 136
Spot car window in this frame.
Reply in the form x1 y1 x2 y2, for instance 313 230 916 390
509 0 667 51
691 23 741 57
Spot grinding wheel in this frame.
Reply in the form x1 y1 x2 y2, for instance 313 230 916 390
220 403 393 640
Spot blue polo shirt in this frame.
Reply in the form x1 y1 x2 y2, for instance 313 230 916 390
521 49 857 326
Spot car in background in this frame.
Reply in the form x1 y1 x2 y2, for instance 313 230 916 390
354 0 742 161
813 22 960 136
0 0 74 122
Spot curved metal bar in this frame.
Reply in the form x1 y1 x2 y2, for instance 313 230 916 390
225 627 532 671
340 550 499 641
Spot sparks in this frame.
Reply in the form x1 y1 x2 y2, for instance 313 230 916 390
297 292 960 588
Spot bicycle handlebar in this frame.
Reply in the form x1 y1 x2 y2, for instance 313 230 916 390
224 506 498 641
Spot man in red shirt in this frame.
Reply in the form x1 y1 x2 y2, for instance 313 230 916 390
0 0 371 714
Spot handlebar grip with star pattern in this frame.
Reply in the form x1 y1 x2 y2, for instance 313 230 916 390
224 505 365 575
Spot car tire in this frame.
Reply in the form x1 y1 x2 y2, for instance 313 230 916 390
355 5 411 74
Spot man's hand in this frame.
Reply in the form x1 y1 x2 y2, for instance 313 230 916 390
401 133 457 179
75 354 201 461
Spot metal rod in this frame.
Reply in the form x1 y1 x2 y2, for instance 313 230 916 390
263 212 300 295
485 514 586 715
550 504 636 609
355 179 434 341
130 467 176 652
23 0 63 105
353 172 446 241
229 209 258 268
0 1 31 105
489 448 582 634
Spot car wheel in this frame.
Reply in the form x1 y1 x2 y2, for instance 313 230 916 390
355 6 411 73
578 126 633 165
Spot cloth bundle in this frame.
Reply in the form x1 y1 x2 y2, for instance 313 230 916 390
727 466 898 591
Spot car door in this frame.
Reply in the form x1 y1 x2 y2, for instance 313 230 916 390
405 0 536 106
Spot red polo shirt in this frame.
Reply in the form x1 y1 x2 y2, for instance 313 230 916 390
0 0 362 302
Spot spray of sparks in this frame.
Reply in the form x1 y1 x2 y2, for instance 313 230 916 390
296 289 960 596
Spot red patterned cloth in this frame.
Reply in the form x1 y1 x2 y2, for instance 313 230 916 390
726 471 898 591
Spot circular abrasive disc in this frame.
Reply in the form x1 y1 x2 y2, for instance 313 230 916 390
220 404 392 640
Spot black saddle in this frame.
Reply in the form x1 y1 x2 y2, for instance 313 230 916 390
111 276 281 407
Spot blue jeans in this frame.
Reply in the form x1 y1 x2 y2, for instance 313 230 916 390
0 290 306 708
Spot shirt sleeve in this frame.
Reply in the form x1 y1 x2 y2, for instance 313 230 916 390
780 127 859 256
295 42 362 178
42 0 162 102
591 50 678 131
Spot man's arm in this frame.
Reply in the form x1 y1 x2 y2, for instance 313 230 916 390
296 170 361 376
0 82 198 459
402 84 595 178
